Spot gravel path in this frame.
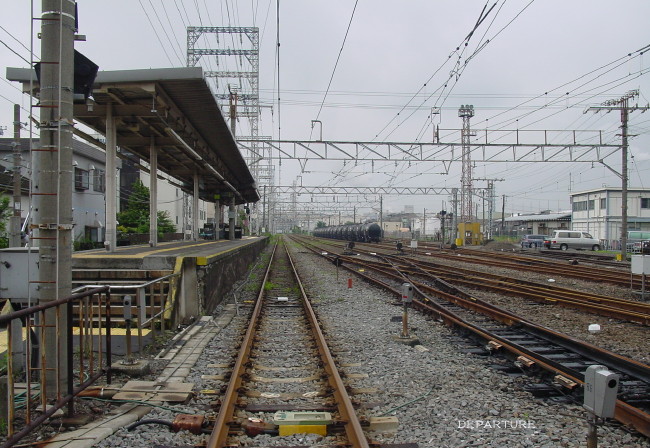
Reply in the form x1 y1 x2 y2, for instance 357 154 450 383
93 239 649 447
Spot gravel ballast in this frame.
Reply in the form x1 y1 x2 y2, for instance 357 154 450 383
93 239 649 447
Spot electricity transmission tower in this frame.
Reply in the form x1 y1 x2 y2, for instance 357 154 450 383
187 26 273 234
458 104 475 222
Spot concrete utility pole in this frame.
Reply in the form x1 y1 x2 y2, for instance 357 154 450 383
9 104 22 247
501 194 506 236
423 208 426 239
451 188 459 242
587 90 649 260
229 197 235 240
36 0 75 396
149 136 158 247
379 195 383 236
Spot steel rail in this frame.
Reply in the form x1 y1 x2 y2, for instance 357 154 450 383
207 243 277 447
284 240 370 448
291 236 650 437
371 239 641 287
316 237 650 323
206 240 369 448
395 256 650 315
376 257 650 325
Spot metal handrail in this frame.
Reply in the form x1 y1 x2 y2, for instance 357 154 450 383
0 286 112 448
71 272 180 293
71 273 181 360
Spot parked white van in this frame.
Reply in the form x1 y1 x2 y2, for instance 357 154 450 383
547 230 600 251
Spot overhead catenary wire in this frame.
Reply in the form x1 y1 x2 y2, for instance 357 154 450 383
138 0 176 66
314 0 359 123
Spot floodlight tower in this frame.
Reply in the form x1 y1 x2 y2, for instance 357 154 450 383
458 105 475 222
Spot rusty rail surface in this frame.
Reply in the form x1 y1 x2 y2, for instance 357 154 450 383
0 286 111 448
206 240 369 448
314 237 650 324
370 239 642 288
292 236 650 438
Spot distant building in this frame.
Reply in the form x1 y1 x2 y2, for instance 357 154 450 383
570 187 650 248
503 211 571 236
0 138 110 244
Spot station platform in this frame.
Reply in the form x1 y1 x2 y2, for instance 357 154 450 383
71 235 268 319
72 236 266 270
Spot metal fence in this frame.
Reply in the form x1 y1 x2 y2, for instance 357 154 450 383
0 286 111 447
74 272 180 359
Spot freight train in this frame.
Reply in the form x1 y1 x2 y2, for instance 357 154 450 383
312 222 382 243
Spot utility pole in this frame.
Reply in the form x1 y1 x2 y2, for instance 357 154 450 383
228 86 238 136
501 194 506 236
9 104 22 247
36 0 75 397
451 188 459 242
423 208 426 240
379 195 383 236
475 178 504 240
262 185 266 232
587 90 649 260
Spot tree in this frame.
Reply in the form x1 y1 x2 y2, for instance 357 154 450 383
0 195 12 248
316 221 327 228
117 180 176 234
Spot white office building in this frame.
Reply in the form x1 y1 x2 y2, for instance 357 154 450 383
570 187 650 248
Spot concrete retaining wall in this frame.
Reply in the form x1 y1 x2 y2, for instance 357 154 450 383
197 237 268 313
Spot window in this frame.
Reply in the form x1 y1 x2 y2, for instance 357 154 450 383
600 198 606 209
572 201 587 212
93 169 105 192
572 200 594 212
84 226 99 242
642 198 650 209
74 168 89 190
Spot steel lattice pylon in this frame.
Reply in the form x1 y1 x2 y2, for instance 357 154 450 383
458 104 474 222
187 26 274 234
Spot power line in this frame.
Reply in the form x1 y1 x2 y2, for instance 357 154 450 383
314 0 359 122
138 0 175 66
146 0 184 65
0 38 31 65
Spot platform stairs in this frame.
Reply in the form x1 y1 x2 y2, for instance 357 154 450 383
71 269 180 354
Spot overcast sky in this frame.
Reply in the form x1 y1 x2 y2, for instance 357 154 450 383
1 1 649 219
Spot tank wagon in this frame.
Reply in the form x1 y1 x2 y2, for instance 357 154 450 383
313 223 382 243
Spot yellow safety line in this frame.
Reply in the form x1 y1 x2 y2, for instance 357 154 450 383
73 240 225 259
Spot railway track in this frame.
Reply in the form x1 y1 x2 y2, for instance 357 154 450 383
373 239 642 288
292 236 650 438
207 240 370 448
311 237 650 325
516 248 627 267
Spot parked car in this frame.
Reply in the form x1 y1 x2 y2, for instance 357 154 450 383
626 230 650 253
547 230 600 251
520 234 547 248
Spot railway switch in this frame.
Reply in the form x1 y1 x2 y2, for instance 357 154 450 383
584 364 619 419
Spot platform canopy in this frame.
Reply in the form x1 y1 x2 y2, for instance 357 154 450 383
7 66 259 204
